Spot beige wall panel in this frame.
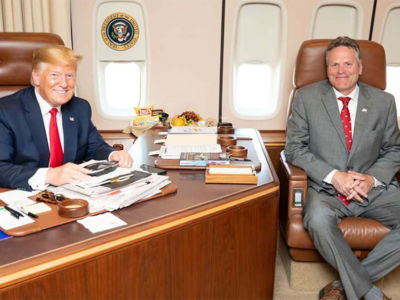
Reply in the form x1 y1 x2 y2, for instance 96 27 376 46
373 0 400 50
49 0 72 47
222 0 373 130
372 0 400 125
71 0 376 131
71 0 221 130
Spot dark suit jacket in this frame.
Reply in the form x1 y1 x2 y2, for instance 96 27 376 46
0 86 115 190
285 80 400 202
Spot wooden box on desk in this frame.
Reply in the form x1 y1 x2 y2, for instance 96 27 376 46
205 165 258 184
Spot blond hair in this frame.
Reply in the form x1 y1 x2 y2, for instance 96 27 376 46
32 45 82 70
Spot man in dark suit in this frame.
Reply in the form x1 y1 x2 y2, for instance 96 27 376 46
0 45 132 191
285 36 400 300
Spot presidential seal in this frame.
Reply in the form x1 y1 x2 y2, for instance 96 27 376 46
101 12 139 51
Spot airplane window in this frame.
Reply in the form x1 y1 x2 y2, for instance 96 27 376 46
235 63 275 116
100 62 145 118
386 66 400 116
103 62 141 111
232 3 284 119
94 1 148 120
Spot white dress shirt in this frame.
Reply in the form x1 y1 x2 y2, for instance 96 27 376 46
28 90 64 190
27 90 115 190
323 85 382 187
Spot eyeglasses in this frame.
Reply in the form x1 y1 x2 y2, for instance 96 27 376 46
35 191 66 204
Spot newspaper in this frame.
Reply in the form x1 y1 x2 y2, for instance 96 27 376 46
48 160 171 212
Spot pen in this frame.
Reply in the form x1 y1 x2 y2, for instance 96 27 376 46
19 207 39 219
4 206 20 219
9 206 24 218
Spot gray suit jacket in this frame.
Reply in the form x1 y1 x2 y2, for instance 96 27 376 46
285 80 400 199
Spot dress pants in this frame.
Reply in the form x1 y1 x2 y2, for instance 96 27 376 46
303 185 400 300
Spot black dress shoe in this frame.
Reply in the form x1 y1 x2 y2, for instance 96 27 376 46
319 281 346 300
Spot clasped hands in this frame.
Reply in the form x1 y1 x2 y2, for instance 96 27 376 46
331 170 374 203
46 150 133 186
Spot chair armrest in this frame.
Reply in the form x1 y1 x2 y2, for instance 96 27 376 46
280 151 307 181
278 151 308 214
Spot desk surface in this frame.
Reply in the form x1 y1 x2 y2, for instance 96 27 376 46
0 128 279 299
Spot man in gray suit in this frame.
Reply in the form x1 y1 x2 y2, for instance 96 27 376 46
285 36 400 300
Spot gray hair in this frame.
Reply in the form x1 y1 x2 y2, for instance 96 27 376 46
326 36 361 64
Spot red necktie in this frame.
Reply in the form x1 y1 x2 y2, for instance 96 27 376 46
338 96 352 205
49 108 64 167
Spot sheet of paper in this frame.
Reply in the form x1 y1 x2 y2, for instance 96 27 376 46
208 166 253 175
154 139 166 144
148 150 160 156
168 126 217 134
22 202 51 214
165 133 217 146
0 208 35 230
77 212 127 233
0 190 36 207
160 144 222 159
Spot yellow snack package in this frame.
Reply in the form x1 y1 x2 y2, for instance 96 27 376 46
132 115 159 126
134 105 154 116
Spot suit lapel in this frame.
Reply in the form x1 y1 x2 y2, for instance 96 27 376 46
321 86 348 152
61 104 78 163
23 88 50 167
349 84 372 161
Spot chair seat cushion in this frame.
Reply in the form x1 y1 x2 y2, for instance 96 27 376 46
286 214 390 250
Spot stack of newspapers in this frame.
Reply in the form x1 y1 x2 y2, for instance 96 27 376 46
48 160 171 213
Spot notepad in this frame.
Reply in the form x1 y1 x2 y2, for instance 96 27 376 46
77 212 127 233
22 202 51 214
205 165 257 184
0 208 35 230
0 190 36 206
208 166 253 175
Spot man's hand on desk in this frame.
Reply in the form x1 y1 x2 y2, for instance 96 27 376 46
46 162 91 186
110 150 133 168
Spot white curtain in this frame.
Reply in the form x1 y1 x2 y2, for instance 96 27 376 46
0 0 71 47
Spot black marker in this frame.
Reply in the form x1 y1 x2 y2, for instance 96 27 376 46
19 207 39 219
4 206 20 219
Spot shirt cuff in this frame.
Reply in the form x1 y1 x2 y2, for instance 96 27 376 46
323 169 337 184
28 168 49 191
373 176 384 187
108 151 116 161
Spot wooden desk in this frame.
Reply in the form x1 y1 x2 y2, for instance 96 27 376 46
0 128 279 300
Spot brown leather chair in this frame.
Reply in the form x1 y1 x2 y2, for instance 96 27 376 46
279 39 392 262
0 32 64 98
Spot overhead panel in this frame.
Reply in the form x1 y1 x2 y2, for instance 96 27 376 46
311 3 362 39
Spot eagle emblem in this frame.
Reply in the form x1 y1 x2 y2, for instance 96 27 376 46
101 13 139 51
112 22 130 42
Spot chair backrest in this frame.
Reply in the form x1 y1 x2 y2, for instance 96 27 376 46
289 39 386 115
0 32 64 98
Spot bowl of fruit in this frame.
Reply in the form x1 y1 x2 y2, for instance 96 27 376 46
171 111 202 127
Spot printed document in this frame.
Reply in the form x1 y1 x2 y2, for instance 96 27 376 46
161 134 221 159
